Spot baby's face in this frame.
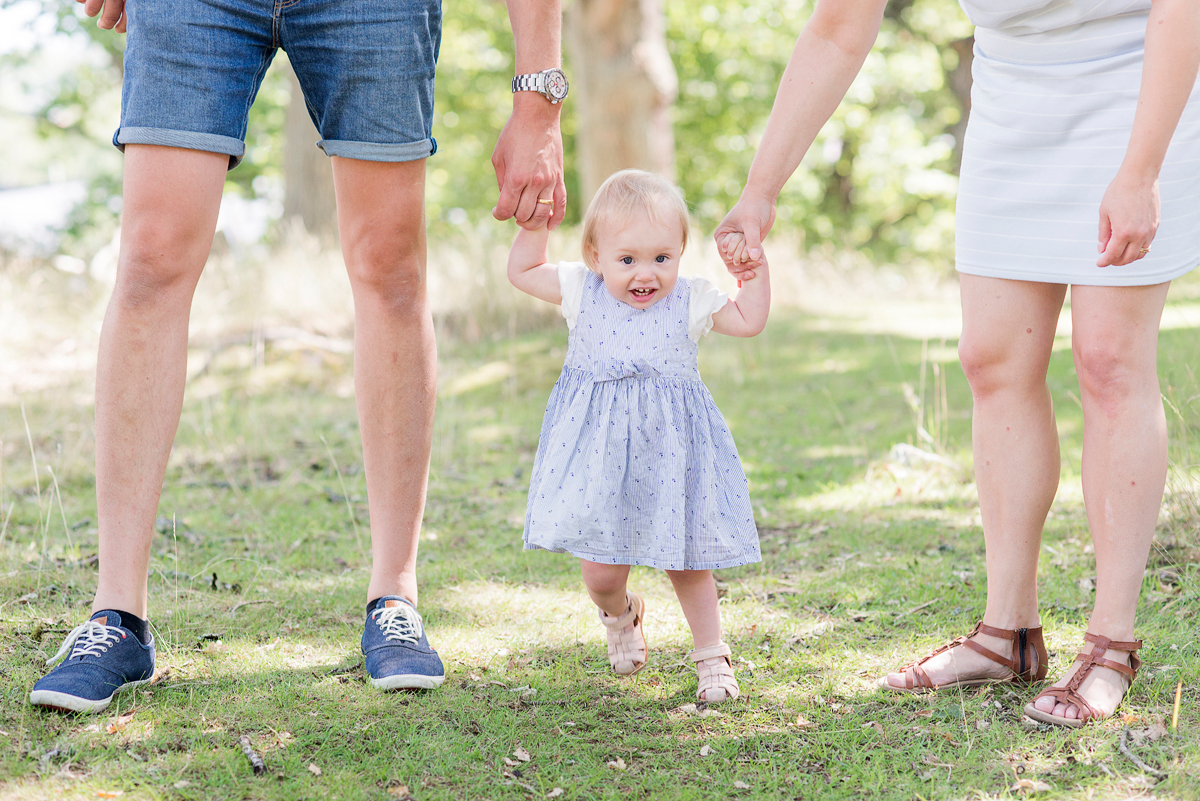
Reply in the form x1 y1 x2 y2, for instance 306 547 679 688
593 215 684 310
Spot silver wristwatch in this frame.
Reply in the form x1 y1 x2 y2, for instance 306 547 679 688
511 68 569 104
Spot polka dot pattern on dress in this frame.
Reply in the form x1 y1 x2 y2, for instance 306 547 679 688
523 270 760 571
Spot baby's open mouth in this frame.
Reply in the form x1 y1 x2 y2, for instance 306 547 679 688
630 287 656 298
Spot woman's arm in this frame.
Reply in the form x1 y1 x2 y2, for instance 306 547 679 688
507 226 562 304
711 259 771 337
1097 0 1200 267
715 0 889 272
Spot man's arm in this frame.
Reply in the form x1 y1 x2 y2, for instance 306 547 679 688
493 0 567 230
79 0 128 33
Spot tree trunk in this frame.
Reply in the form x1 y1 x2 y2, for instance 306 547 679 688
946 36 974 173
566 0 677 206
283 62 338 241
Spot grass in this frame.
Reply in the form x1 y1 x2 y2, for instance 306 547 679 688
1 270 1199 800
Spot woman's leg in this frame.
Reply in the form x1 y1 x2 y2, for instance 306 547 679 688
580 560 631 617
666 570 722 649
884 274 1066 688
1031 282 1169 720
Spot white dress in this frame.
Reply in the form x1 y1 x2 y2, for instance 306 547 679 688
522 264 761 571
955 0 1200 285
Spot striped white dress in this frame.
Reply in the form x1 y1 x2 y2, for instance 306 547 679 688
956 0 1200 285
523 265 761 571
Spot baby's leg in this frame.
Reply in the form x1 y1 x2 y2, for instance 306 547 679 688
583 560 647 675
580 560 631 617
668 570 739 702
666 570 722 649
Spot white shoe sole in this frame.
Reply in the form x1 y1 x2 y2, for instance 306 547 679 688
30 678 151 713
370 673 445 691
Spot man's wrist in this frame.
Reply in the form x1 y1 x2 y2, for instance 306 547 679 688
512 92 563 119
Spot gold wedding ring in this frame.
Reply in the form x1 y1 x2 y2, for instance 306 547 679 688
536 198 554 206
1139 246 1151 255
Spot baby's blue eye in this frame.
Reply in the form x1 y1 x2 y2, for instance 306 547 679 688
621 256 633 265
655 255 668 263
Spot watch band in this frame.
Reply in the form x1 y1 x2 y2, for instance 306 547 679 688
512 74 545 94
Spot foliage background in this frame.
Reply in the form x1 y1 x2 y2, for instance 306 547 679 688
3 0 972 264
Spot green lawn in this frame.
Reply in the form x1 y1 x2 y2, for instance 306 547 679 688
2 295 1198 800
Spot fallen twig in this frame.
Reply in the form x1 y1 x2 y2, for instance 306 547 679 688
896 598 942 618
1118 727 1166 780
238 735 265 775
230 600 274 615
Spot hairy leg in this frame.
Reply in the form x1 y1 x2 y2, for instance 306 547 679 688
330 158 436 607
580 560 631 617
665 570 721 650
93 145 228 617
885 274 1066 689
1032 282 1169 720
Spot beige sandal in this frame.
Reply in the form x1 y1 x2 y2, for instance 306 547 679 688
599 592 647 675
1023 633 1142 728
690 643 740 703
882 622 1048 693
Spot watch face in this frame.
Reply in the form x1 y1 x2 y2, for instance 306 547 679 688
544 69 568 100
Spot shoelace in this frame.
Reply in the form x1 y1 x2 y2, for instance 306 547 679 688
46 620 124 665
371 604 423 644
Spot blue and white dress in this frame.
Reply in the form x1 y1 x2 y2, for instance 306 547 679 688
523 263 761 571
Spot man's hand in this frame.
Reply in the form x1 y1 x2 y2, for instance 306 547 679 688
492 95 566 231
79 0 127 32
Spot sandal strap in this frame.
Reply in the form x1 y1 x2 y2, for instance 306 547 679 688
1068 633 1142 687
1033 631 1141 721
599 593 643 629
897 622 1046 689
689 643 732 663
1031 685 1100 721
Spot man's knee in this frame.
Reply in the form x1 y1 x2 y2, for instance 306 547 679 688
344 223 427 312
114 229 211 308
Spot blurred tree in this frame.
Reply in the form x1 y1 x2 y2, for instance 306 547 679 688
566 0 677 205
9 0 975 265
282 61 337 241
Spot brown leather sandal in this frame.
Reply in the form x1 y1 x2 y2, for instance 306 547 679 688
1023 633 1142 728
881 622 1048 693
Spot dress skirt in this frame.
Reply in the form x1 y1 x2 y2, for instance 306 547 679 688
955 8 1200 286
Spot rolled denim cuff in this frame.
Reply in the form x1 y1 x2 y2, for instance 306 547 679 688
114 127 246 170
316 137 437 162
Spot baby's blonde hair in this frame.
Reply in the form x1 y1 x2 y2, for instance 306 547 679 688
581 170 690 273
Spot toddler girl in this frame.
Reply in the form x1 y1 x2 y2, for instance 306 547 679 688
507 170 769 703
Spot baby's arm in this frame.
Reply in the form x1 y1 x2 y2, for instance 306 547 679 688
507 226 562 304
710 255 770 337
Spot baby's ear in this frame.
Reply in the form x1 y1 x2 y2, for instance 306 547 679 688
584 245 600 272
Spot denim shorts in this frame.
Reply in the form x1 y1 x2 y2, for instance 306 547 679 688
115 0 441 169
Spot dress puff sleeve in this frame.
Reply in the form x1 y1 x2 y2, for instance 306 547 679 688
688 276 730 342
557 261 590 330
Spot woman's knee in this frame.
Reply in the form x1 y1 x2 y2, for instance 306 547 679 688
1074 339 1149 410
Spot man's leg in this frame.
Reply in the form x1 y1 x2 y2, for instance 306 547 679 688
330 157 435 606
93 145 228 617
332 157 444 690
30 144 227 712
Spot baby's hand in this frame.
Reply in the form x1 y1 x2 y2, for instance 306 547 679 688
717 232 760 281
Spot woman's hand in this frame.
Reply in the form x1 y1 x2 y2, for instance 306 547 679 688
714 194 776 279
1097 167 1161 267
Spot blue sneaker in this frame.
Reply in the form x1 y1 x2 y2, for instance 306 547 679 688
362 596 445 690
29 610 155 713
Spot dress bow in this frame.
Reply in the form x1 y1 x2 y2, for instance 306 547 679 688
595 358 661 382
